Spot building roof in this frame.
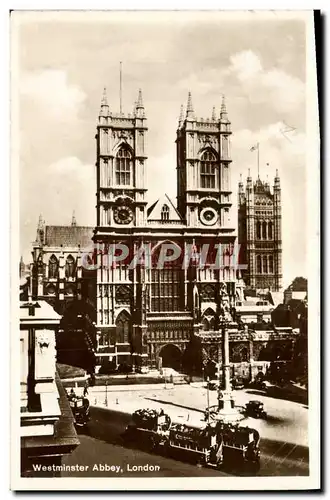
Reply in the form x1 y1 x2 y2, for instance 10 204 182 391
44 226 93 249
147 194 183 222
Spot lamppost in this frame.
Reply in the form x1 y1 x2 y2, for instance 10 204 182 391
214 285 245 425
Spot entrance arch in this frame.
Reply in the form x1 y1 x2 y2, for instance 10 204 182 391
159 344 182 372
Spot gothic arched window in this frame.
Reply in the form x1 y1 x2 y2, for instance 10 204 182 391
200 150 216 189
256 221 261 240
150 243 182 312
256 255 262 273
116 311 130 344
161 204 170 222
48 254 58 279
115 147 132 186
65 255 75 278
268 221 273 240
263 255 268 274
262 221 267 239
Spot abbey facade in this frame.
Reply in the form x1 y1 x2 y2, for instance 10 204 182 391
93 89 238 371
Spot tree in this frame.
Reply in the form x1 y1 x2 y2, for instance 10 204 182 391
57 299 97 374
182 334 203 376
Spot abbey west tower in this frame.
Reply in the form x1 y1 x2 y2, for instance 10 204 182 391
238 172 282 292
94 89 237 371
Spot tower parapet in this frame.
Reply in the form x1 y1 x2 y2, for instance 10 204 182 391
176 92 234 230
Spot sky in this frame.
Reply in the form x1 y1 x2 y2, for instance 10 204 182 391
15 11 311 288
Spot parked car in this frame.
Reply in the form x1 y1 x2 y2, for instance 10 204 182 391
231 377 245 390
245 400 267 419
249 379 266 390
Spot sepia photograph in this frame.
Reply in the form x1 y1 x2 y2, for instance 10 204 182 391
11 9 320 491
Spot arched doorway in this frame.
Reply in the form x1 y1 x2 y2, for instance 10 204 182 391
159 344 182 372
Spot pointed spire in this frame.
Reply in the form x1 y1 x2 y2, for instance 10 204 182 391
71 211 77 227
274 168 280 187
186 92 194 118
179 104 184 125
212 106 216 121
37 214 43 230
100 87 109 117
101 87 108 106
136 89 145 118
137 88 144 108
238 173 244 196
220 94 229 121
239 173 244 188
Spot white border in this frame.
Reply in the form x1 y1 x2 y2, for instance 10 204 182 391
8 8 321 492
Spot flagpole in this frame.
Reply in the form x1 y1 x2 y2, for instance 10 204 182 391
257 143 260 179
120 61 122 115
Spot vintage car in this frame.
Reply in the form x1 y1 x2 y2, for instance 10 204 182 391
68 392 90 427
231 377 245 390
244 400 267 419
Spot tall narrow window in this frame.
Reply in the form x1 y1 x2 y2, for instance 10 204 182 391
262 221 267 239
263 255 268 274
256 221 261 240
269 255 274 274
115 147 132 185
200 150 216 189
65 255 75 278
268 221 273 240
116 311 130 343
161 204 170 221
48 254 58 278
256 255 262 273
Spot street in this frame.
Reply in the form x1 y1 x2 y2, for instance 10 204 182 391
62 402 309 477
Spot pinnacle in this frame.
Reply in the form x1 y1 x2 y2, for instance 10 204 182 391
101 87 108 106
71 210 77 227
220 94 227 116
137 88 144 108
212 106 216 120
179 104 184 123
187 91 194 114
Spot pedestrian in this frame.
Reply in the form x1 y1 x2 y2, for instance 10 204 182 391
83 381 89 397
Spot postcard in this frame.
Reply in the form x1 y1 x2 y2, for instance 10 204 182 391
11 9 320 491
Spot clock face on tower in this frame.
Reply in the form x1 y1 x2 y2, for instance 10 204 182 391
200 206 218 226
113 205 134 225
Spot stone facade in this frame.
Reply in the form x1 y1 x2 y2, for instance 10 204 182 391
31 215 94 314
93 90 237 371
238 174 282 292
